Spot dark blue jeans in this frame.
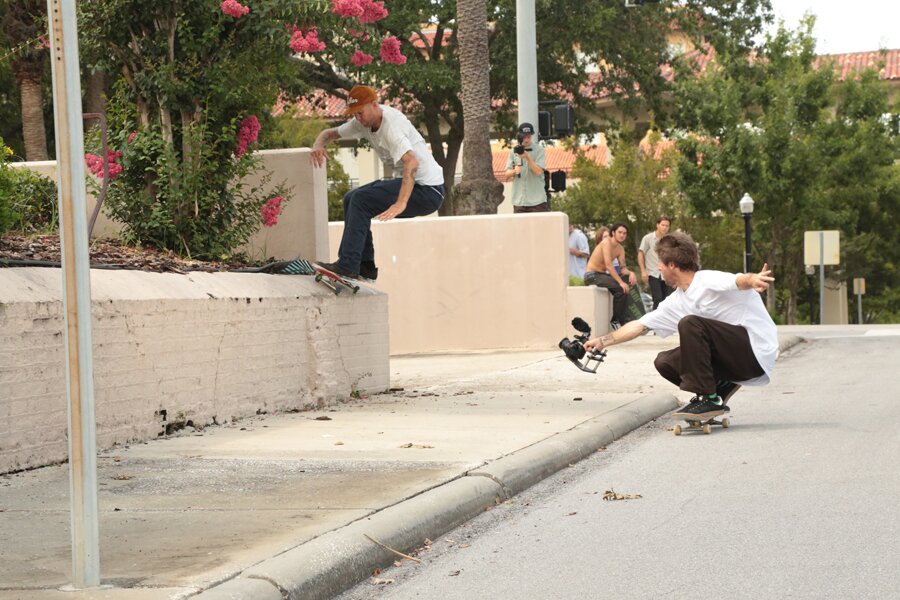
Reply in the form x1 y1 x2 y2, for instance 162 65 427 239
337 179 444 272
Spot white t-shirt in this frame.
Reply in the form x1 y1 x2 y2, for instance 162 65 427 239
568 229 589 278
337 105 444 186
638 270 779 385
638 231 662 277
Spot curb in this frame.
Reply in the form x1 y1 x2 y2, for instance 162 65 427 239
192 393 677 600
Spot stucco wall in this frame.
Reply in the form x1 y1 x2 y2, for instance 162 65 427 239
0 268 388 474
328 212 570 354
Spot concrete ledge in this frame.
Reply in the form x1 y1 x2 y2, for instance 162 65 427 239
779 335 804 353
231 476 504 600
470 393 678 496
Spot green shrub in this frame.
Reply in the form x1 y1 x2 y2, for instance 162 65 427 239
569 275 585 286
1 137 59 235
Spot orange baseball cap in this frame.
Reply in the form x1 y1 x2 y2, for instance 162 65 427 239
344 85 377 115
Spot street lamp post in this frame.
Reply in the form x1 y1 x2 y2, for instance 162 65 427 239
739 193 754 273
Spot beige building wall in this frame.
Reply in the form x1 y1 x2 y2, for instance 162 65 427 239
329 212 570 354
12 148 328 262
0 268 388 473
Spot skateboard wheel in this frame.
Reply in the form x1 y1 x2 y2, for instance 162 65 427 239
721 418 730 428
702 423 711 434
673 425 682 436
314 274 323 282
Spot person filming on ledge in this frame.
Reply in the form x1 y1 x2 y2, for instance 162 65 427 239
503 123 547 213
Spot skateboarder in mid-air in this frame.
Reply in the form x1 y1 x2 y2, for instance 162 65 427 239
310 85 445 281
584 232 779 420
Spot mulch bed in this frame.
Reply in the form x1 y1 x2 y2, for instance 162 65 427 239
0 234 265 273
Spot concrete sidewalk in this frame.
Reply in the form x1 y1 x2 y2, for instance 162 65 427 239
0 334 802 600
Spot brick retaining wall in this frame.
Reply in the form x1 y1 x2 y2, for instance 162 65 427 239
0 268 388 473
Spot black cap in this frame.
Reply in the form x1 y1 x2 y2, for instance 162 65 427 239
517 123 535 135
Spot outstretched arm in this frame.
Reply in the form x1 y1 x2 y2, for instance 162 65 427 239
311 128 341 167
736 263 774 293
584 321 649 352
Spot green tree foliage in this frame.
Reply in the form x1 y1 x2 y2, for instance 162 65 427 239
557 138 745 273
77 0 397 258
669 18 899 323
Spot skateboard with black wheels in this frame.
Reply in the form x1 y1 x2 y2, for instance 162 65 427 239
313 266 360 295
249 258 360 295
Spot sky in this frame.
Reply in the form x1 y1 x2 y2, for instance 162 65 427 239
767 0 900 55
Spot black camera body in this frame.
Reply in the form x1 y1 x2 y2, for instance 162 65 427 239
514 132 529 155
559 317 607 373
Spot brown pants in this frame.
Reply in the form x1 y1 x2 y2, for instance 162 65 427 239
654 315 764 395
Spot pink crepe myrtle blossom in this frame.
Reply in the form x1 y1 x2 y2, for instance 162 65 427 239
358 0 388 23
235 115 261 158
261 196 284 227
351 50 373 66
84 149 123 180
127 131 138 144
221 0 250 19
332 0 388 23
289 27 326 53
380 35 407 65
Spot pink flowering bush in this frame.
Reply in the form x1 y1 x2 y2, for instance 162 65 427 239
351 50 373 66
380 35 407 65
235 115 261 157
84 149 123 180
261 196 284 227
289 27 326 54
221 0 250 19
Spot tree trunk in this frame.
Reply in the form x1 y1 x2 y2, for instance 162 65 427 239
84 70 107 115
16 75 48 161
451 0 503 215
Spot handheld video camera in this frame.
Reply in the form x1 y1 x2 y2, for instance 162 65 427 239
514 132 528 155
559 317 607 374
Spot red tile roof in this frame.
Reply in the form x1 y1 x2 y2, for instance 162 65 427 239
814 49 900 81
491 144 609 178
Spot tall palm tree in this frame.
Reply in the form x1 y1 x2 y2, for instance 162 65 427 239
3 0 49 161
450 0 503 214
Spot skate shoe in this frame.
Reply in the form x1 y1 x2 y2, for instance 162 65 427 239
317 261 359 280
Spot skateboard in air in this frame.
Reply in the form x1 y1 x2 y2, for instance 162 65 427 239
310 262 360 295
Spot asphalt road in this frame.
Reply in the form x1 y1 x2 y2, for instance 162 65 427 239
338 332 900 599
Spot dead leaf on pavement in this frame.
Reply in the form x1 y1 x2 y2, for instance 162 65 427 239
372 567 381 576
449 570 461 577
566 512 577 516
399 443 434 449
602 489 642 501
314 415 332 421
371 578 394 585
393 561 402 567
111 475 133 481
334 441 344 445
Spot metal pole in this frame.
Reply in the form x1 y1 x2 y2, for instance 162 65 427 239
515 0 539 134
857 292 863 325
47 0 101 588
818 231 825 326
742 213 752 273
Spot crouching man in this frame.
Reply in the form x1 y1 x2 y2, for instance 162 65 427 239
584 232 778 419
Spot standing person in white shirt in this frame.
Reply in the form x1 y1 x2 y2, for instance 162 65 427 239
310 85 445 280
638 215 673 309
568 224 590 279
584 232 778 420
